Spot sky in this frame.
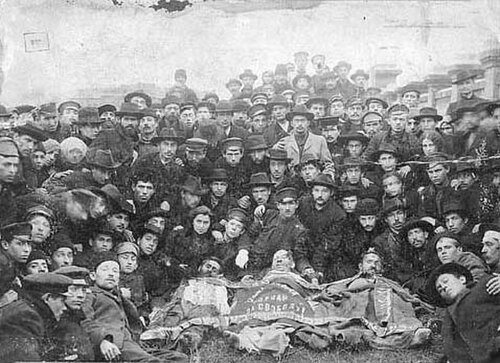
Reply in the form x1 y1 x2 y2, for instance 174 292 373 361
0 0 499 105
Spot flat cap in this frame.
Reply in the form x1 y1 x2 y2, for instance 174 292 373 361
0 137 19 157
0 222 32 242
23 272 73 296
275 187 298 202
116 242 140 257
185 138 208 151
227 207 249 225
221 137 244 150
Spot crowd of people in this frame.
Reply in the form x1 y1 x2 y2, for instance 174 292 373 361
1 50 500 362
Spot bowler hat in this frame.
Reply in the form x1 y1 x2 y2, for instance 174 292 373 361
247 172 273 188
141 108 159 119
451 69 479 84
370 143 401 162
338 184 360 198
98 104 116 115
215 100 234 114
115 103 144 118
268 149 292 162
58 101 80 113
23 272 73 296
248 104 268 118
232 99 250 113
306 96 329 109
0 137 19 157
267 95 289 110
0 222 32 242
86 148 121 169
14 122 48 142
350 69 369 82
245 134 268 151
414 107 443 121
275 187 298 202
400 218 434 239
124 91 152 107
239 69 258 81
205 168 228 182
152 128 184 144
285 104 314 122
76 107 104 125
426 263 473 307
338 132 369 147
365 97 388 109
181 175 208 196
442 199 468 219
310 173 336 189
355 198 380 216
185 137 208 151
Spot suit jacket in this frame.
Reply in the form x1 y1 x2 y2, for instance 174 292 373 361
279 131 333 167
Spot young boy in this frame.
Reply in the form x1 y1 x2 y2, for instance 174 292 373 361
82 252 186 362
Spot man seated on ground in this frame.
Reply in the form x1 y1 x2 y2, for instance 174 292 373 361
81 252 187 362
426 263 500 363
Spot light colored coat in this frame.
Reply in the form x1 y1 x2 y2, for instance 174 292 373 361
278 131 333 168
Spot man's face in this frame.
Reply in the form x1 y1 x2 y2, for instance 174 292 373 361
186 149 206 165
329 101 344 117
493 108 500 132
322 126 340 143
210 181 228 198
405 118 420 134
15 134 37 157
363 119 383 138
52 247 73 270
337 66 349 79
100 111 115 123
30 215 51 244
45 294 67 321
139 116 158 135
277 198 298 218
133 181 155 203
90 234 113 253
120 116 139 137
227 83 241 94
309 103 326 119
359 215 377 232
40 114 59 133
458 79 474 97
252 186 271 205
359 253 382 276
407 227 428 249
346 140 363 157
345 166 362 184
216 112 233 129
387 111 408 133
107 213 129 233
435 273 466 304
295 55 308 70
91 167 112 185
0 155 19 184
45 149 58 166
193 214 211 235
272 105 287 123
385 209 406 232
130 96 147 110
270 160 286 179
232 111 247 127
436 238 462 264
2 238 32 263
224 147 243 167
138 233 159 256
61 107 78 124
378 153 397 172
164 104 180 118
272 250 294 272
481 231 500 267
402 91 419 107
80 124 102 140
148 216 166 233
354 76 367 88
31 151 45 171
346 105 363 122
420 117 437 132
368 102 384 114
175 75 187 86
296 78 310 90
312 185 332 207
455 171 475 190
199 259 222 277
65 285 87 310
197 107 212 121
461 112 480 130
26 259 49 274
225 219 245 239
383 175 402 197
249 149 266 164
300 163 320 183
182 191 201 209
440 122 454 136
159 140 178 161
118 252 138 274
427 163 449 186
242 76 255 88
180 109 196 129
251 115 268 133
92 260 120 290
325 78 337 90
341 196 358 214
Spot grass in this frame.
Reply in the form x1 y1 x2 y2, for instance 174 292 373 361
192 329 443 363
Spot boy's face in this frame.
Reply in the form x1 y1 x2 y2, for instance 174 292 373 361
224 147 244 167
90 234 113 253
107 213 129 233
138 233 159 256
51 247 74 270
133 181 155 203
2 238 32 263
92 261 120 290
118 252 138 274
249 149 266 164
26 259 49 274
65 285 87 310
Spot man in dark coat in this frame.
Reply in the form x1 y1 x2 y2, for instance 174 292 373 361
214 137 250 199
74 106 105 147
446 70 488 120
426 263 500 363
263 95 292 146
0 138 20 225
0 272 73 362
